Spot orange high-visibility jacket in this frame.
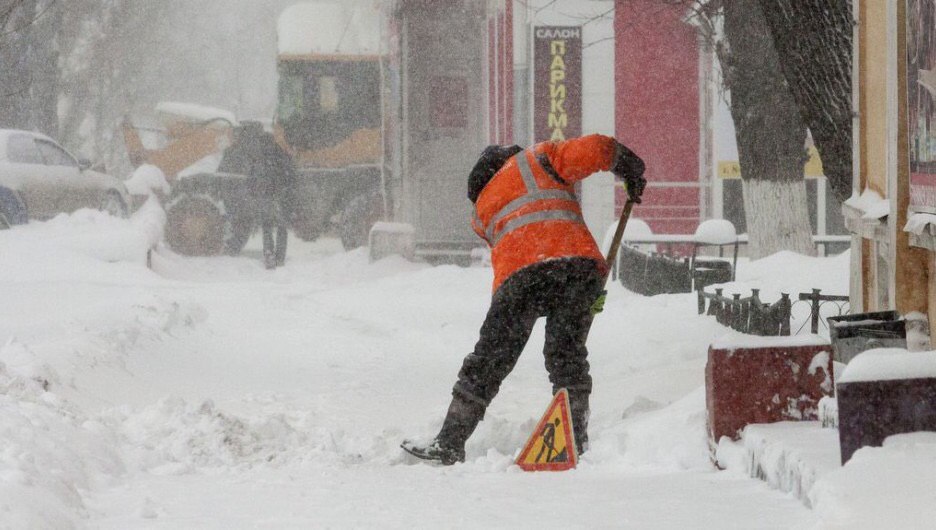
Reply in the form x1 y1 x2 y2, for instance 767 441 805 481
472 134 618 292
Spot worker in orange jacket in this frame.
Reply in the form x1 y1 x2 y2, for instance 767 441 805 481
402 134 646 465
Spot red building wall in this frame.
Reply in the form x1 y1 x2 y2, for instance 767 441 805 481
615 0 700 234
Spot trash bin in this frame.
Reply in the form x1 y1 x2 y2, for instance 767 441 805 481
619 246 692 295
692 259 732 291
827 311 907 364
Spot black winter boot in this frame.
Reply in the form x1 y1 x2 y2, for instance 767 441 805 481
567 390 590 456
401 393 486 465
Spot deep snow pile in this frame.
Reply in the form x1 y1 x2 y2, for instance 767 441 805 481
0 209 857 527
810 432 936 528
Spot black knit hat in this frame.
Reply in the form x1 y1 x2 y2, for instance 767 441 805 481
467 144 523 203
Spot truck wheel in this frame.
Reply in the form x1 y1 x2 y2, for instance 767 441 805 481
339 191 383 250
165 192 227 256
165 190 252 257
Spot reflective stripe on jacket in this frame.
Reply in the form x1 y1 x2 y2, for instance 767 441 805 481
472 134 617 292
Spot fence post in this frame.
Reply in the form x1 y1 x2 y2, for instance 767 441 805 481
779 293 792 336
749 289 762 335
809 288 822 334
697 287 706 315
713 288 725 322
731 293 744 331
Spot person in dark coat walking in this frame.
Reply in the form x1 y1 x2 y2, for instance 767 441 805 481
218 121 297 269
402 134 646 465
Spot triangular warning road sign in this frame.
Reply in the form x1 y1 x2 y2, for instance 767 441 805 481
516 389 577 471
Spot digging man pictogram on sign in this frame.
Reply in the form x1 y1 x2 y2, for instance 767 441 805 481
535 418 568 463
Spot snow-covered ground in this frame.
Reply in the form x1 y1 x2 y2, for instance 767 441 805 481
0 207 922 528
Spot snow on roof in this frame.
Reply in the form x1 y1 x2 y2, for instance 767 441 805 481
839 348 936 383
155 102 237 125
844 188 889 220
278 1 381 57
694 219 738 245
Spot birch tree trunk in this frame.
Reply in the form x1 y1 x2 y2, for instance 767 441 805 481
756 0 853 203
721 0 817 258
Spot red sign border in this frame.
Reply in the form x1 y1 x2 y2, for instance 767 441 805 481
515 388 578 471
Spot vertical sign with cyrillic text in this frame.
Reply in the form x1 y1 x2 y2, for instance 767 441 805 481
534 26 582 143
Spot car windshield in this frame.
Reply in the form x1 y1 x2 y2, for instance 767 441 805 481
36 140 78 168
7 135 44 164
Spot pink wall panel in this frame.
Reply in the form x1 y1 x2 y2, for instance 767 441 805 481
615 0 700 232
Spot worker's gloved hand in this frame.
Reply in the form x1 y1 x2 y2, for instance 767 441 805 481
590 290 608 316
611 141 646 204
624 174 646 204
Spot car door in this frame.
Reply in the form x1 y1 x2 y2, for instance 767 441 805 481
35 138 84 215
5 134 58 219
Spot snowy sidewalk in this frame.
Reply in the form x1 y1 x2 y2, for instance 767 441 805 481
9 208 921 528
717 403 936 528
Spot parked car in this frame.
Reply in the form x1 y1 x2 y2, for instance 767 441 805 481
0 129 131 226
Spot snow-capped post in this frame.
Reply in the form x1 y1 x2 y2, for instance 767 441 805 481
836 350 936 463
368 222 415 262
705 333 834 461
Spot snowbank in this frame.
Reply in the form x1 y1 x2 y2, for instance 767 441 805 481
124 164 170 196
716 422 841 506
0 199 164 282
0 342 124 528
810 433 936 529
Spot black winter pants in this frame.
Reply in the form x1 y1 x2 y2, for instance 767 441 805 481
453 257 605 406
259 196 288 265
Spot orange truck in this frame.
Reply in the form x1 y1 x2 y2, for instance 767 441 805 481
124 0 510 261
122 103 258 256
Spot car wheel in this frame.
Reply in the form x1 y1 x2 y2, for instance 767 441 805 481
101 191 128 218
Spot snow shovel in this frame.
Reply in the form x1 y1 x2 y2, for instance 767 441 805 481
586 198 636 320
604 199 637 275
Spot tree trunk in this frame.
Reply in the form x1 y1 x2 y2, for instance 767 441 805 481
742 179 816 256
28 0 59 137
721 0 817 258
0 0 37 129
756 0 854 203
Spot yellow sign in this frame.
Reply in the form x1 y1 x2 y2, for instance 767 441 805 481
516 389 577 471
718 160 742 179
717 146 826 179
804 145 825 177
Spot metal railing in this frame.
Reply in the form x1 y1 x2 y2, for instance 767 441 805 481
697 287 850 336
697 288 792 336
793 288 851 334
